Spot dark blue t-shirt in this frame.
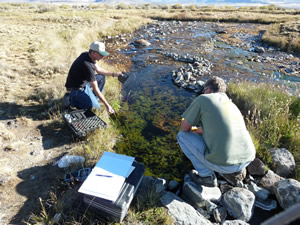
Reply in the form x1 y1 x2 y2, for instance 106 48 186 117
65 52 96 89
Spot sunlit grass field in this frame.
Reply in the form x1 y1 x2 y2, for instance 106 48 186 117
0 2 299 224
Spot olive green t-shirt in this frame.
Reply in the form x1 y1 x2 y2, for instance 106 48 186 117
182 93 255 166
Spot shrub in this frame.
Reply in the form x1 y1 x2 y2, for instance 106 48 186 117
189 5 197 11
158 5 169 10
116 3 129 10
36 4 58 13
227 82 299 176
171 4 183 10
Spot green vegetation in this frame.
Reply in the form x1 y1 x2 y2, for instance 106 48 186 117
228 82 300 179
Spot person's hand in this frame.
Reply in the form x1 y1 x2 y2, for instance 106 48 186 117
114 72 123 77
191 126 203 134
106 104 115 114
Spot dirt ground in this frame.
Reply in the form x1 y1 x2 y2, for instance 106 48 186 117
0 116 74 224
0 7 82 224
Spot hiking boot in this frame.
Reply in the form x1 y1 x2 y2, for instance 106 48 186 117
189 170 218 187
219 168 246 187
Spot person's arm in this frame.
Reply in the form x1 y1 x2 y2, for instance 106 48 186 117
94 64 123 78
90 80 115 114
181 119 203 134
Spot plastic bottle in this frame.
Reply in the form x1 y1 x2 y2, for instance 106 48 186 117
57 155 85 168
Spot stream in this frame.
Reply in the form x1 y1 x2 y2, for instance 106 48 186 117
114 20 299 179
110 21 299 223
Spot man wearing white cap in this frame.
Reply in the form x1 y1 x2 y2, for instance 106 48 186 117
65 41 123 114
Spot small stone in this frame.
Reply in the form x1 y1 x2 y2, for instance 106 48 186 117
168 180 179 191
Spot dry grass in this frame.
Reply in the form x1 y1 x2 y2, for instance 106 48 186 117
227 82 300 179
1 3 299 224
262 22 300 54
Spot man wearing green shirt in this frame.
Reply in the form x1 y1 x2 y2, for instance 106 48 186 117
177 76 255 187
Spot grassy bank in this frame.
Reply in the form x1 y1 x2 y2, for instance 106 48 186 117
228 82 300 179
1 3 299 224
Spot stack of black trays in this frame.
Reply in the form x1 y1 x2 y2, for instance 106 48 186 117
63 109 107 137
83 161 145 222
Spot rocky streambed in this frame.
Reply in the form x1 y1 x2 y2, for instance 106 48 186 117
135 148 299 225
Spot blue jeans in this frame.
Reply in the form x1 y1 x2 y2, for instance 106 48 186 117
177 131 250 177
69 75 105 110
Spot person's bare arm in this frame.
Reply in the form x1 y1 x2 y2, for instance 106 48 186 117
94 64 123 77
181 119 203 134
90 81 114 114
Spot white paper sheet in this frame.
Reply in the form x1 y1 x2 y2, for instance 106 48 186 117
78 151 135 202
95 151 135 178
78 167 125 201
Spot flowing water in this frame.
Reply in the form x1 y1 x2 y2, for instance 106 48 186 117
112 20 299 224
115 21 299 178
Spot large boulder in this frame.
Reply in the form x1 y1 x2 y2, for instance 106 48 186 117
160 191 213 225
181 174 222 208
222 187 255 222
274 179 300 209
136 176 167 199
270 148 295 177
247 158 266 176
259 169 284 194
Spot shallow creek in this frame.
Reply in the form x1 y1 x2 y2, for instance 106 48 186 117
112 20 299 224
114 21 299 178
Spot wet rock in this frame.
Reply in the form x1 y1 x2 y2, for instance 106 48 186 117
168 55 212 93
219 182 234 194
181 174 222 208
253 46 265 53
245 181 270 201
160 191 213 225
274 179 300 209
132 39 151 47
197 207 211 219
270 148 295 177
222 187 255 222
154 177 167 193
213 206 227 223
247 158 266 176
255 198 277 211
205 201 218 214
215 29 227 34
259 169 284 194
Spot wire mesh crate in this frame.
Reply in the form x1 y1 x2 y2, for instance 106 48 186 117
63 109 107 137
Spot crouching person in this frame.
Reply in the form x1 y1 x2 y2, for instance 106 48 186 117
177 76 256 187
64 41 123 114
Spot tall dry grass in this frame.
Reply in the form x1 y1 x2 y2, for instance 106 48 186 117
262 22 300 54
227 82 300 178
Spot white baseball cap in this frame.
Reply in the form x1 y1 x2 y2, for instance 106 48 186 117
89 41 109 56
